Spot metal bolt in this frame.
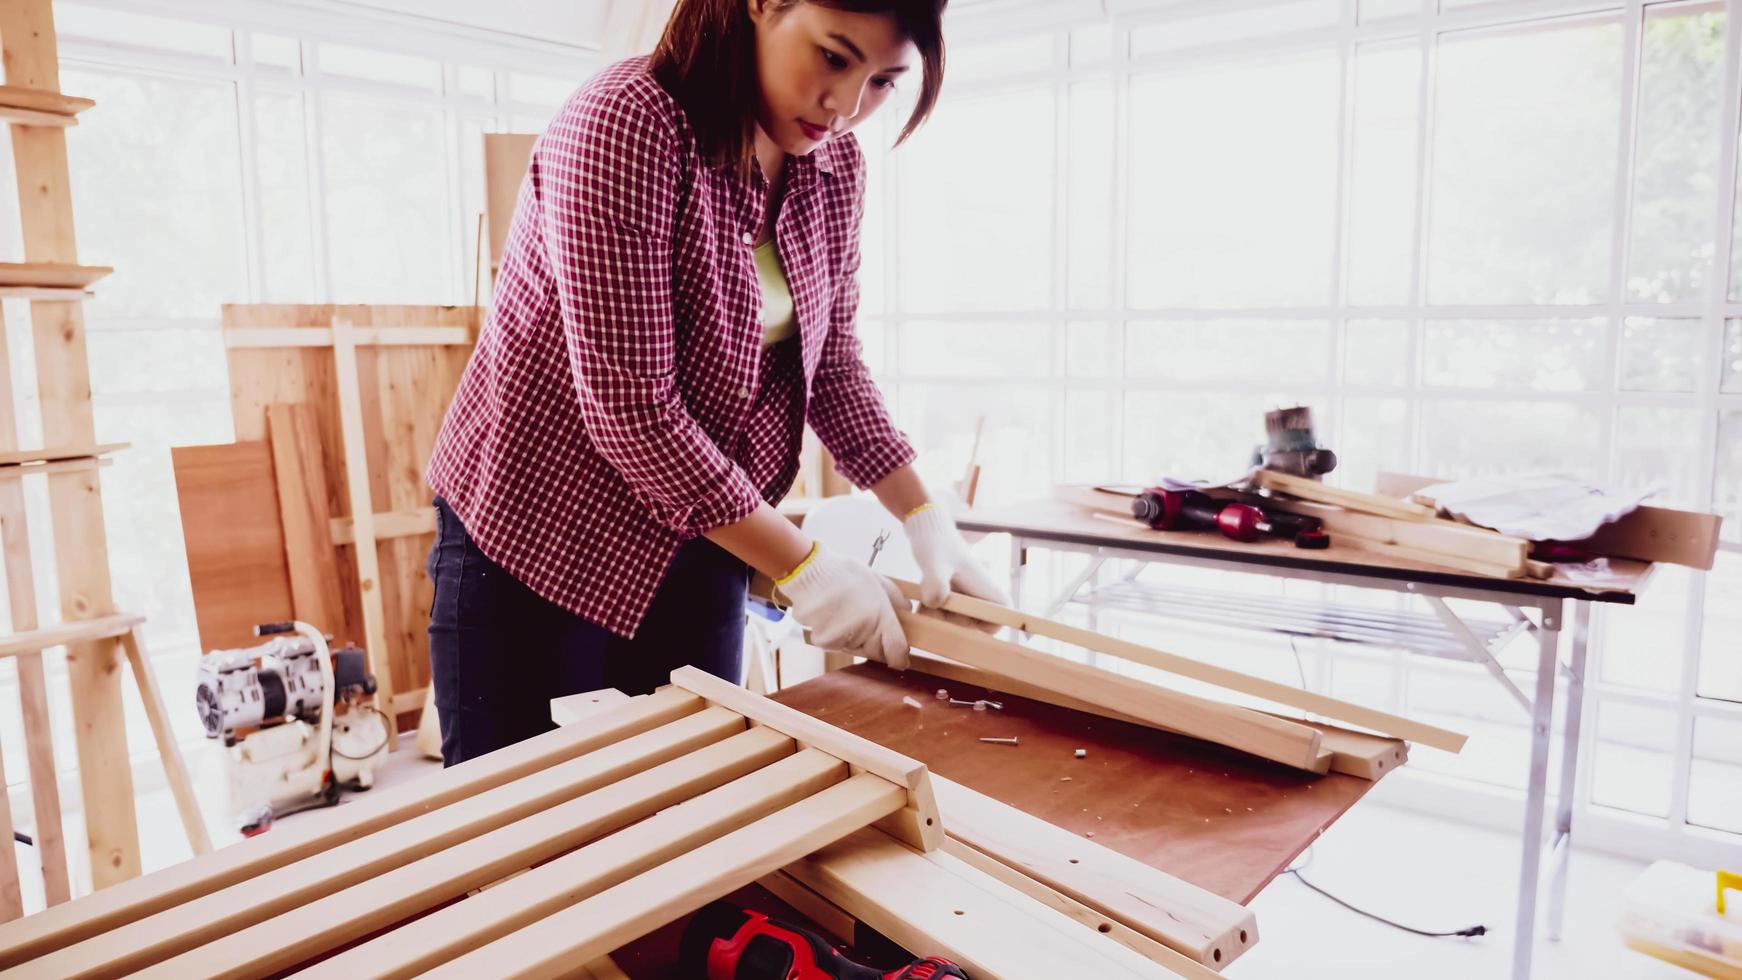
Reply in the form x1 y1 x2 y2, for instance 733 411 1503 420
977 700 1004 711
948 699 978 708
979 736 1020 746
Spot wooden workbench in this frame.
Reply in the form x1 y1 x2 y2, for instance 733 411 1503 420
608 661 1376 973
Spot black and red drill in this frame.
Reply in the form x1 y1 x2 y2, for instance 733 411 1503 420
680 901 970 979
1130 487 1328 549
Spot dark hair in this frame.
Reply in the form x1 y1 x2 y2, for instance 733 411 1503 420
651 0 946 174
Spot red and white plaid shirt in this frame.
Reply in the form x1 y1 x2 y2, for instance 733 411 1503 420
428 58 915 638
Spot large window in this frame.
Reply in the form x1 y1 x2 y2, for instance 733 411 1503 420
868 0 1741 863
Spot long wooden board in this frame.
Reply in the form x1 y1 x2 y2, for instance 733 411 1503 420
897 613 1326 772
171 441 295 652
891 579 1466 753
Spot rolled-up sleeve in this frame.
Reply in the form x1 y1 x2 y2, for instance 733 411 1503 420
806 147 917 488
537 85 763 537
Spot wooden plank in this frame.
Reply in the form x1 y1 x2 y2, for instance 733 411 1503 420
267 404 346 631
0 443 124 467
222 326 473 349
0 84 93 116
933 775 1254 969
419 774 907 980
0 686 703 968
329 316 397 739
669 665 943 852
328 506 434 545
758 871 858 944
483 133 536 280
784 828 1183 980
0 286 86 301
897 614 1325 772
3 0 140 890
1336 533 1524 579
295 748 848 979
0 613 144 659
0 457 109 480
550 688 633 727
1253 496 1528 572
143 727 802 979
891 579 1466 754
935 840 1223 980
0 310 70 908
1569 504 1723 569
171 441 295 652
118 629 211 855
0 103 77 127
1258 711 1408 781
0 733 22 922
22 705 746 978
0 262 111 289
579 956 632 980
1251 470 1435 521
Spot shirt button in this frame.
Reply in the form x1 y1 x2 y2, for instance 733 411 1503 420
741 231 754 245
738 386 752 398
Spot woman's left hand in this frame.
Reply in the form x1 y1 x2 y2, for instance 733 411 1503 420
902 504 1012 610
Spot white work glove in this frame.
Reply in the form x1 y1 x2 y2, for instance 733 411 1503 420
777 544 912 669
903 503 1012 610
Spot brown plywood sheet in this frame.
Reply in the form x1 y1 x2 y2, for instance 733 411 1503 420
171 441 294 652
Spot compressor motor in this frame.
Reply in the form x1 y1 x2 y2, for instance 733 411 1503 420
195 635 376 745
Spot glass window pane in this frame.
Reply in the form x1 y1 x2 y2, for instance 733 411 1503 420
1067 80 1113 310
948 33 1055 82
1690 715 1742 832
1066 321 1111 379
1698 551 1742 701
1723 319 1742 394
1126 320 1331 384
1124 391 1325 483
1347 42 1421 306
53 3 233 60
899 88 1054 314
1336 396 1412 493
1590 701 1676 818
1427 17 1622 305
1345 318 1413 386
1421 319 1607 391
1627 4 1725 304
250 33 302 73
1129 0 1339 55
1599 565 1691 694
63 68 248 318
1621 317 1703 393
1406 665 1541 789
1063 389 1115 483
1419 400 1602 479
316 43 442 90
1069 24 1117 66
506 71 578 107
256 91 317 302
1716 409 1742 542
857 318 887 376
1360 0 1423 21
1128 55 1340 308
898 384 1052 506
456 66 495 99
321 95 452 303
897 321 1052 378
858 121 890 316
1615 405 1705 507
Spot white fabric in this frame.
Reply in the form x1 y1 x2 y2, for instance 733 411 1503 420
1420 473 1658 541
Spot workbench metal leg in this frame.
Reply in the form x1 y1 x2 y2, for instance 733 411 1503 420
1546 600 1590 942
1512 601 1562 980
1009 535 1025 608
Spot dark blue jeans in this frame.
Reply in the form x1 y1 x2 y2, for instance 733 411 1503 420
426 497 747 766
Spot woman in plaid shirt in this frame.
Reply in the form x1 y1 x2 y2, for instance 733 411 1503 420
425 0 1006 764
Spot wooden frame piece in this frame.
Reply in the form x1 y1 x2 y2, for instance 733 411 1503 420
1252 495 1528 573
327 506 434 545
266 404 346 633
422 776 908 979
0 687 704 967
1250 469 1435 521
891 579 1466 753
0 84 93 116
784 828 1187 979
297 745 849 979
222 326 473 349
932 776 1254 969
896 613 1327 772
24 706 748 978
0 262 111 290
0 613 142 660
118 630 211 856
670 665 944 851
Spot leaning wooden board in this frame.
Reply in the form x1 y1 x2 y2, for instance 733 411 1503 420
221 304 476 718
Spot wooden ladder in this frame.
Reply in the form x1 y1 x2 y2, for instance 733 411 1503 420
0 0 209 914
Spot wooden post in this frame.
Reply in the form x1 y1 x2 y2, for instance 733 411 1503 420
0 0 142 888
119 630 211 855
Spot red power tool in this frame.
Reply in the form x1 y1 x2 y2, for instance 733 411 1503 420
680 901 970 979
1131 487 1326 547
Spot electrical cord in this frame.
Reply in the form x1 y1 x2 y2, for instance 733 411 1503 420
1280 638 1488 941
330 705 393 760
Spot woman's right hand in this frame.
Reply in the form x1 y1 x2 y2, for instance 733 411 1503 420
776 543 911 669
